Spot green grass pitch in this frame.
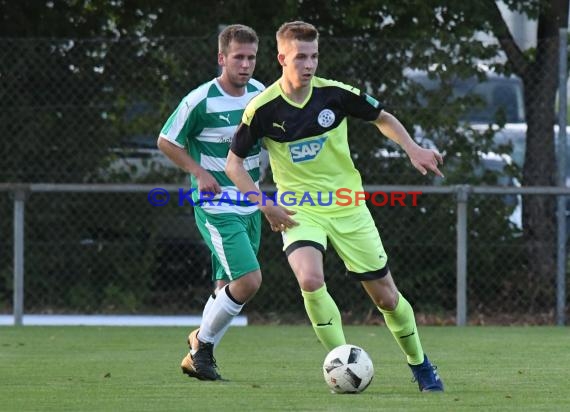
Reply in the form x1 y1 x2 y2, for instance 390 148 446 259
1 325 568 411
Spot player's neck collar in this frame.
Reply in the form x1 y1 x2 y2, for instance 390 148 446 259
278 79 312 107
215 76 246 97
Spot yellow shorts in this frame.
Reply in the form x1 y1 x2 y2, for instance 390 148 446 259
282 206 389 279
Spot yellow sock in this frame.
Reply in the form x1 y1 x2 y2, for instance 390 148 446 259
379 292 424 365
302 284 346 351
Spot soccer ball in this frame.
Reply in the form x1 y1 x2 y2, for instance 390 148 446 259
322 344 374 394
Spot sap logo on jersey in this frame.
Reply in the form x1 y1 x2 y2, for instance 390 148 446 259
289 137 328 162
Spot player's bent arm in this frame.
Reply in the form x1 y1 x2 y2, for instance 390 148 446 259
157 136 221 192
226 150 298 230
157 136 201 175
372 111 444 177
225 150 266 204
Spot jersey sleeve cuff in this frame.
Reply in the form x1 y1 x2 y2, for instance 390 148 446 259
159 134 185 148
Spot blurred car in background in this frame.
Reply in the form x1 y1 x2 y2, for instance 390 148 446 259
405 68 570 229
404 69 524 227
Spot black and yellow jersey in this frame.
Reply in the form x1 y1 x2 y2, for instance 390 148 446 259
231 76 384 215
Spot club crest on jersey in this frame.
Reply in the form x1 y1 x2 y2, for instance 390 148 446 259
317 109 335 128
289 136 327 162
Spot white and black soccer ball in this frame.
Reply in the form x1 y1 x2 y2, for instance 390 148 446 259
322 344 374 394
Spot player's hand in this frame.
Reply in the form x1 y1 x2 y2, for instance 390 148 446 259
408 146 444 178
260 203 298 232
195 169 222 194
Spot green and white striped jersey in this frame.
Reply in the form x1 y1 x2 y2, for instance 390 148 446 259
160 78 264 215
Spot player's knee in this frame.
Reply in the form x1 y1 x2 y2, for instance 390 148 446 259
231 270 262 302
295 268 324 292
370 288 398 310
377 297 398 311
214 280 229 293
245 269 262 291
300 280 324 292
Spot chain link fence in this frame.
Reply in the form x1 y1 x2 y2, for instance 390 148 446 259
1 36 568 324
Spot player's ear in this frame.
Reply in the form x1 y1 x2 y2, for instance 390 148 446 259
218 52 225 67
277 52 286 66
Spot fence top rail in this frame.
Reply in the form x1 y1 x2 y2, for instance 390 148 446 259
366 184 570 195
0 183 569 195
1 183 570 195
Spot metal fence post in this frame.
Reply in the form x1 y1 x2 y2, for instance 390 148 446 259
13 188 26 326
556 27 568 326
456 185 470 326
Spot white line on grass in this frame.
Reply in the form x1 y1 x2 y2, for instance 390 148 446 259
0 314 247 327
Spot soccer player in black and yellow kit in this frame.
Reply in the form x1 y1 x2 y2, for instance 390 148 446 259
226 21 444 392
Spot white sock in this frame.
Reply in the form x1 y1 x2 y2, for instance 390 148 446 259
189 292 218 355
202 292 232 349
212 322 231 349
202 294 216 319
198 285 243 344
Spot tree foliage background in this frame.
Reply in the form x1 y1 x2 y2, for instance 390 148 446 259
0 0 567 317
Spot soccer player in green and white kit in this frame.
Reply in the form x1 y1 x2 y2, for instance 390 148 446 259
158 24 264 381
226 21 445 392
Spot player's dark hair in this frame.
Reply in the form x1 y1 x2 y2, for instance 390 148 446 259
276 21 319 44
218 24 259 55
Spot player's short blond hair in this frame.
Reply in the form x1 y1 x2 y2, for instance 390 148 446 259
276 21 319 48
218 24 259 55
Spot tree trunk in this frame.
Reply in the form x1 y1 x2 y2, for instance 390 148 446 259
492 0 569 311
521 64 557 310
519 1 567 311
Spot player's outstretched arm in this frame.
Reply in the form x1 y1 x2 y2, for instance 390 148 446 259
373 111 444 178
